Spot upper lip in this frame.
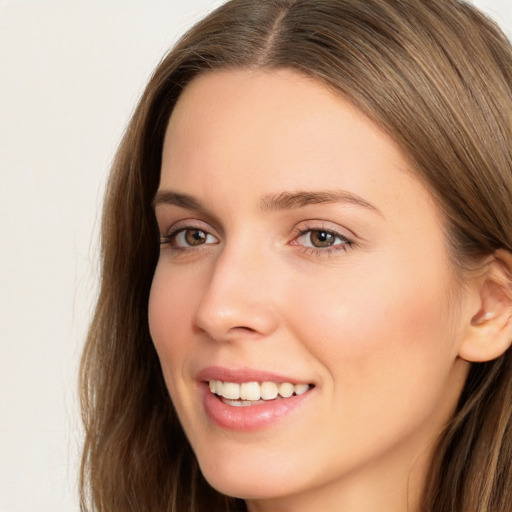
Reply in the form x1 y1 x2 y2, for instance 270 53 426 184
197 366 312 384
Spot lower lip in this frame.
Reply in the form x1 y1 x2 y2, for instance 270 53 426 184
202 385 312 431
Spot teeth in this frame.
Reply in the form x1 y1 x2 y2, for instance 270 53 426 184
208 380 311 402
214 380 223 395
294 383 309 395
222 382 240 400
241 382 260 401
278 382 294 398
260 381 278 400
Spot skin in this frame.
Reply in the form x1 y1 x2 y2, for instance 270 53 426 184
148 69 477 512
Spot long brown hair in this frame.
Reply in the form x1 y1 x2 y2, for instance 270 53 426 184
79 1 512 510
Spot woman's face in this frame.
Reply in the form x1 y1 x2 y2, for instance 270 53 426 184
149 69 472 510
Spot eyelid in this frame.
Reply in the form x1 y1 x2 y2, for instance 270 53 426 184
159 219 220 248
154 204 222 236
159 218 217 236
292 220 356 240
289 221 356 254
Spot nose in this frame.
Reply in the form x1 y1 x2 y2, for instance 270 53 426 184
194 243 279 342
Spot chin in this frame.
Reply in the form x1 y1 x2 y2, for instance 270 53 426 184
196 448 302 501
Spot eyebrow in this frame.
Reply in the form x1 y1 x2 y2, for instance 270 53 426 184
260 190 382 215
152 189 382 216
152 190 202 210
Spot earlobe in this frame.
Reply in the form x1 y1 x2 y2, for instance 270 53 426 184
458 249 512 363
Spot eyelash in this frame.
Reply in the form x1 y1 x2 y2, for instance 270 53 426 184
159 224 354 256
291 224 354 256
160 226 218 251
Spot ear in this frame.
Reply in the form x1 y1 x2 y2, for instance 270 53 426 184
458 249 512 363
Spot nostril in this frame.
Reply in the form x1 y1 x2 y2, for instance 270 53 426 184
230 326 258 333
193 269 279 340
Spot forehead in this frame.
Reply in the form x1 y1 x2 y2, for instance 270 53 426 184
160 69 439 224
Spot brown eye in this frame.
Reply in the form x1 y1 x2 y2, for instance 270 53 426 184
184 229 207 246
309 230 335 247
293 227 353 254
160 227 219 250
162 227 219 249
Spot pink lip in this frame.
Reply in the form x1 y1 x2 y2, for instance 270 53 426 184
197 365 309 384
197 366 314 431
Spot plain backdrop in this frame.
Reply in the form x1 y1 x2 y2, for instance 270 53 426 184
0 1 511 511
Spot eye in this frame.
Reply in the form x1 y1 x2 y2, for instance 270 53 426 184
292 227 354 253
161 227 219 249
303 230 337 248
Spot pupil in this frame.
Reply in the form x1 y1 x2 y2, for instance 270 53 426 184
186 229 206 245
312 230 334 247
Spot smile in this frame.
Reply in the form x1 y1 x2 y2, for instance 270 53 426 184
201 374 314 430
209 380 311 405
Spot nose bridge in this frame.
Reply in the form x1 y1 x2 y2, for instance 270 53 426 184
194 236 278 341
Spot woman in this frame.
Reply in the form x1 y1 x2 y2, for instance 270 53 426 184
79 1 512 511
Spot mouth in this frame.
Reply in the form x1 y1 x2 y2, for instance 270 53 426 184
199 371 314 430
197 367 315 430
208 380 312 407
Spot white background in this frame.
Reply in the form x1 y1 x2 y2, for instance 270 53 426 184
0 1 510 511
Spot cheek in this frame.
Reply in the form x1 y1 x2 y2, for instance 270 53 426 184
288 252 459 407
279 258 465 477
148 265 198 386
